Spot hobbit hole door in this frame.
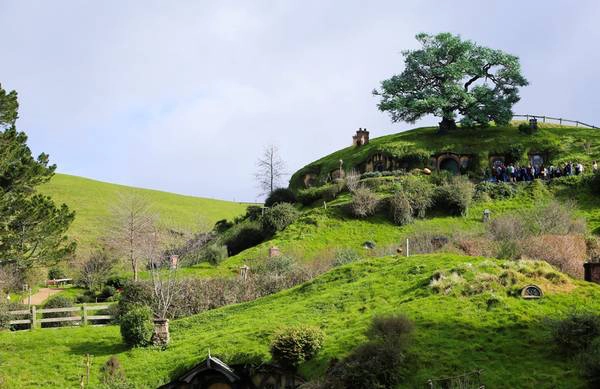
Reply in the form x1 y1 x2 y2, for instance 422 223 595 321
439 158 459 175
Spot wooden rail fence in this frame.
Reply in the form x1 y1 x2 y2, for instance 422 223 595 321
8 304 113 330
513 114 597 129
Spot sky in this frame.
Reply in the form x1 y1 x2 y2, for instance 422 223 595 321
1 1 599 202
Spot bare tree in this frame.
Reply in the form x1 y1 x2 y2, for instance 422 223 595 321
345 169 361 193
106 193 156 281
145 225 183 320
255 144 286 196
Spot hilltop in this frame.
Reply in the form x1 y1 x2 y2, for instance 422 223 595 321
38 174 249 254
290 123 599 190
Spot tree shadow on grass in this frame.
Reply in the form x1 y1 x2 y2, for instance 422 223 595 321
68 340 128 357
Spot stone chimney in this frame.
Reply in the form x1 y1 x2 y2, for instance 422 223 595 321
352 128 370 146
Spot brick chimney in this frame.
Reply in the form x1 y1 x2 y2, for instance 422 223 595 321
352 128 370 146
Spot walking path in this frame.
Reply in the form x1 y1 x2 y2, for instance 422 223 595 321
22 288 62 305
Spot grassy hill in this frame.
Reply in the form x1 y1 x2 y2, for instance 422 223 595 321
0 253 598 388
290 123 600 189
38 174 250 255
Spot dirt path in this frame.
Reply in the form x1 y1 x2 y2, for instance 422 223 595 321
22 288 62 305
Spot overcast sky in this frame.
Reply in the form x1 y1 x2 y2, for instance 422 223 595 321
1 1 599 202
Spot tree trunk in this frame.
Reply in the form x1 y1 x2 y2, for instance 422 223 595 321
438 117 457 134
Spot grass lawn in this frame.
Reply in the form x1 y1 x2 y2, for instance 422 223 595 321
39 174 251 255
0 253 597 388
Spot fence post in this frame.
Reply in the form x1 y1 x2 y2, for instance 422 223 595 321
543 116 546 123
406 238 410 257
82 305 87 326
30 305 36 330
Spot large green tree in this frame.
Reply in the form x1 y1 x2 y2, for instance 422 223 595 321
0 83 75 271
374 33 528 132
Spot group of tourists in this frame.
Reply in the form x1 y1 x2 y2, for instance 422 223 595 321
488 161 597 182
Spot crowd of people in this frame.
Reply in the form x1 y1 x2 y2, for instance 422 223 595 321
487 161 598 182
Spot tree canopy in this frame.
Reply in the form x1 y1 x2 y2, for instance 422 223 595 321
374 32 528 132
0 83 75 271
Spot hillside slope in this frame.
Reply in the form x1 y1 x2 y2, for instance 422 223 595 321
38 174 249 254
0 253 597 388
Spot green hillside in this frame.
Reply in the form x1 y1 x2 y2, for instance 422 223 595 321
290 123 600 189
38 174 249 254
0 253 597 388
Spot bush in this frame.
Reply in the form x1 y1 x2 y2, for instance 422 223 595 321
474 181 516 200
100 285 117 301
388 191 413 226
79 250 116 292
244 205 263 221
518 122 537 135
42 295 74 328
100 355 129 388
551 312 600 355
223 222 266 256
120 305 154 347
265 188 297 207
261 203 300 234
117 282 153 320
398 175 435 218
434 176 474 216
349 187 379 218
326 314 413 389
105 276 128 290
581 337 600 387
270 326 325 368
214 219 234 233
204 244 228 265
0 304 10 330
332 248 361 267
47 266 66 280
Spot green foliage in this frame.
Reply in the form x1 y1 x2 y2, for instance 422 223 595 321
79 250 116 292
265 188 297 207
518 122 537 135
261 203 300 234
270 325 324 368
0 83 19 128
223 222 266 256
0 303 10 330
590 172 600 195
119 306 154 347
47 266 66 280
100 356 129 389
581 338 600 387
332 248 361 267
349 187 379 218
388 191 413 226
397 175 435 218
474 181 516 200
296 182 344 206
551 313 600 355
244 205 263 221
117 282 153 320
214 219 233 233
374 32 528 130
433 176 474 216
42 295 74 328
204 244 228 266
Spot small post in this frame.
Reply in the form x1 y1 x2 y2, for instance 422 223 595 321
323 201 327 209
82 305 87 326
28 287 32 307
406 238 409 257
30 305 36 330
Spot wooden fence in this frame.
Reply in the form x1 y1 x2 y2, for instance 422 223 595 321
8 304 113 330
513 114 597 129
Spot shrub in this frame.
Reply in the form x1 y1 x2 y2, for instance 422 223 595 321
349 187 379 218
105 276 128 290
406 231 450 254
388 191 413 226
79 250 116 292
47 266 66 280
223 222 266 256
261 203 300 234
265 188 297 207
434 176 474 216
398 176 435 218
0 304 10 330
581 337 600 387
42 295 74 328
120 305 154 347
100 285 117 301
551 312 600 355
474 181 516 200
367 314 414 346
270 326 325 368
204 244 228 265
117 282 153 320
100 355 129 388
244 205 263 221
332 248 361 267
214 219 234 233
